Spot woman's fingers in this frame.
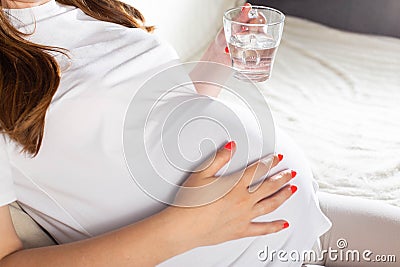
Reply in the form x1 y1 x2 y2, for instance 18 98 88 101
198 141 236 177
252 184 297 218
252 169 296 201
237 3 252 23
232 3 252 34
239 154 281 188
245 220 289 237
235 3 269 35
248 13 267 25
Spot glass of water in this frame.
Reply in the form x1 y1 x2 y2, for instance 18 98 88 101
223 6 285 82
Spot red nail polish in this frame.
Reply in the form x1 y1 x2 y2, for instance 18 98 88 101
224 141 235 150
224 46 229 54
283 222 289 229
291 170 297 178
278 154 283 162
290 185 297 194
241 4 250 11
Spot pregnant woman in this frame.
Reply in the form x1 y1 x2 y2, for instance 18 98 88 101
0 1 398 266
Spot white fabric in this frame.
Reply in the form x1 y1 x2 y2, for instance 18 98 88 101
3 1 330 266
313 192 400 267
0 135 16 206
261 17 400 207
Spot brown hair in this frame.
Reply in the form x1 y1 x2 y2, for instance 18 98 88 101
0 0 153 156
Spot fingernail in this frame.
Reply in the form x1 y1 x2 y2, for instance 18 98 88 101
283 222 289 229
291 170 297 178
224 141 235 150
241 4 250 11
290 185 297 194
224 46 229 54
277 154 283 162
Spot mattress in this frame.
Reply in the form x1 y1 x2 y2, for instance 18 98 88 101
192 16 400 207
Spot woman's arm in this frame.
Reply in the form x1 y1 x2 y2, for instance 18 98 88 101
0 145 295 267
0 206 23 261
1 204 182 266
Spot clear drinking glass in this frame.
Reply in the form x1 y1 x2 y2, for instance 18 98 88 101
223 6 285 82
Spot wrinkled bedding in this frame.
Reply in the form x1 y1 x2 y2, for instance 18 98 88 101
258 17 400 206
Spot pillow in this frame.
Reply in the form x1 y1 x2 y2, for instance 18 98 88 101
128 0 245 61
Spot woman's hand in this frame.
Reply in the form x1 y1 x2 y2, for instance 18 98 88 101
194 3 264 96
163 140 297 248
199 3 259 66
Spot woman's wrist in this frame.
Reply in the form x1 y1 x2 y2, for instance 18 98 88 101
158 207 204 252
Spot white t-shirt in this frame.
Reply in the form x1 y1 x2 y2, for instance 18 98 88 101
2 1 331 266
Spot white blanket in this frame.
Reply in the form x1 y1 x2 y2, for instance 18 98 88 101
253 17 400 206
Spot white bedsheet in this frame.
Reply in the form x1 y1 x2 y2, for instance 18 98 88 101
259 17 400 206
193 16 400 207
